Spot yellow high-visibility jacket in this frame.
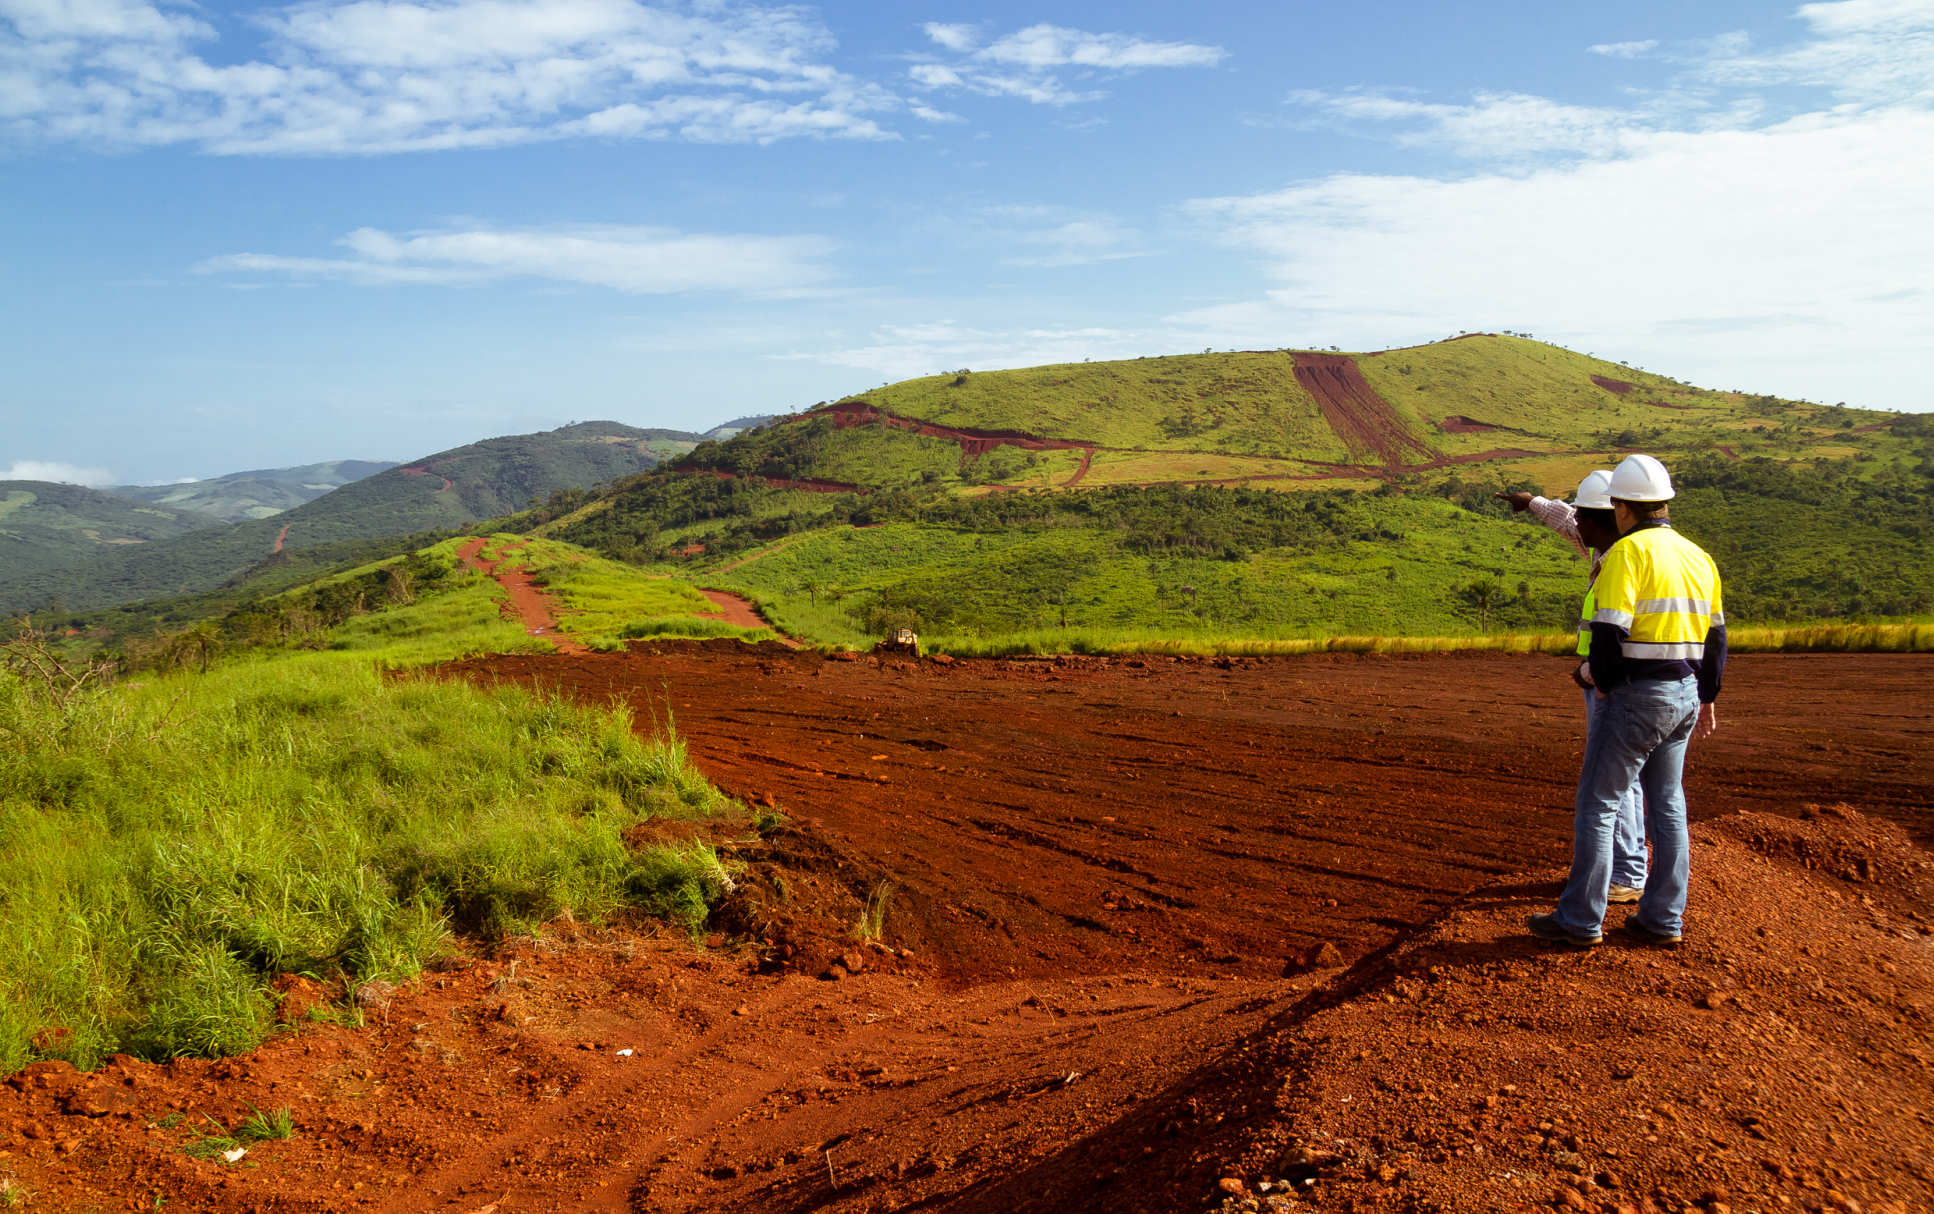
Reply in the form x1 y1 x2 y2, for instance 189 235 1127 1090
1590 523 1724 661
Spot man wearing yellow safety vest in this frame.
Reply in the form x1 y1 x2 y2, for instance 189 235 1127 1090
1529 453 1725 948
1499 471 1650 903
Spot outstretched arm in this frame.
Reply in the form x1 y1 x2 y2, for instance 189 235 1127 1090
1497 492 1589 561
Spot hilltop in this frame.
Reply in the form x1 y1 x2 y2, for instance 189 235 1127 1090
0 421 699 617
536 336 1929 650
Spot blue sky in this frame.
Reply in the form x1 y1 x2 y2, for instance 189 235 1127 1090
3 0 1931 485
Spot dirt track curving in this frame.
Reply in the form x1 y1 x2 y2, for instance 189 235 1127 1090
458 537 587 656
1292 354 1437 468
5 649 1930 1212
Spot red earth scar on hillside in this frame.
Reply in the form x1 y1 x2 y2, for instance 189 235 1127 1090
1591 374 1635 395
271 524 290 554
401 465 455 492
456 537 587 655
820 400 1098 459
1293 353 1437 468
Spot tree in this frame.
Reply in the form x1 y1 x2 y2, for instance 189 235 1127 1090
1459 576 1501 631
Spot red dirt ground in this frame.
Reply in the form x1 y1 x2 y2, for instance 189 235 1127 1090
5 650 1930 1212
1438 416 1500 434
1591 376 1635 396
1293 354 1438 468
272 524 290 554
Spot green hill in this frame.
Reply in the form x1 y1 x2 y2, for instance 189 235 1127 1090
110 459 399 523
0 482 224 608
532 337 1929 648
0 422 696 617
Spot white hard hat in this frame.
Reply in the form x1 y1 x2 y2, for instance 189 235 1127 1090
1608 453 1674 502
1573 469 1614 510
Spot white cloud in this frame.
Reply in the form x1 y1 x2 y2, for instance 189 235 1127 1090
778 321 1149 384
1289 88 1642 159
0 0 898 152
1179 106 1934 411
908 21 1222 108
978 25 1224 71
1588 39 1658 58
198 223 840 294
3 459 117 486
921 22 978 53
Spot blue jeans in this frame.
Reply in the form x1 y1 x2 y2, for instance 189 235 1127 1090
1583 689 1650 889
1556 676 1699 937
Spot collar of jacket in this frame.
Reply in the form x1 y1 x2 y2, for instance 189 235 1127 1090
1612 518 1674 547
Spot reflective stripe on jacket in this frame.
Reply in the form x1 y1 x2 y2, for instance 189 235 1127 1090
1590 525 1724 659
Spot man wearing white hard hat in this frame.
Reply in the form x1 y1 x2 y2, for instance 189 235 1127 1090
1498 472 1649 902
1529 452 1726 948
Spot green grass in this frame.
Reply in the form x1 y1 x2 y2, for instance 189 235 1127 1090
711 496 1591 648
0 651 743 1075
238 1105 296 1141
845 350 1349 459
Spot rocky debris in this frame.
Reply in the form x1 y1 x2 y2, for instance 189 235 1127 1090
1283 941 1344 976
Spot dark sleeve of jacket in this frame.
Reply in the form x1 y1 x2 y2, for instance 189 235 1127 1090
1587 622 1625 693
1697 623 1727 704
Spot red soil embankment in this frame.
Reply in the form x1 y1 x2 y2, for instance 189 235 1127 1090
271 524 290 554
1591 374 1635 395
1293 353 1437 468
457 537 587 656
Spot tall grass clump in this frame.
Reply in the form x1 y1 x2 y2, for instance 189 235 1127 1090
0 652 737 1074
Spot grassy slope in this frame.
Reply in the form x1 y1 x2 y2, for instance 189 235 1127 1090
713 499 1588 649
717 337 1906 497
849 350 1350 460
0 482 223 594
0 542 755 1073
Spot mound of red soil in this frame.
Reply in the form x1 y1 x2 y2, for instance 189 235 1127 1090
1591 375 1635 395
4 651 1927 1211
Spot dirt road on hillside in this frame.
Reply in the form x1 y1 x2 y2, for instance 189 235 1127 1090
458 537 587 656
6 650 1929 1213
